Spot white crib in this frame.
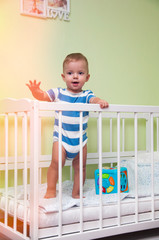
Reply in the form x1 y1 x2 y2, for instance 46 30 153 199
0 98 159 240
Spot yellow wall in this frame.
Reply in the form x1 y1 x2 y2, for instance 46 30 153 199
0 0 159 105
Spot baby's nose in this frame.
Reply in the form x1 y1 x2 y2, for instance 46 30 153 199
73 73 78 78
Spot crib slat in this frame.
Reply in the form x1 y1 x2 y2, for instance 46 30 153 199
98 111 103 229
39 115 42 184
150 113 155 220
117 112 121 226
122 118 125 152
134 112 139 223
58 111 62 237
109 117 114 168
23 112 28 237
110 118 112 153
13 113 18 231
79 111 83 233
4 114 8 226
157 118 159 152
146 116 151 152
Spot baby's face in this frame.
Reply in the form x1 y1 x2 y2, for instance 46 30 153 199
61 60 90 93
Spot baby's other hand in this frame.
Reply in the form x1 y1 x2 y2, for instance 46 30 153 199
99 100 109 109
26 80 41 92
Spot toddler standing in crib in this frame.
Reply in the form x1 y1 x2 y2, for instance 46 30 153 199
26 53 109 199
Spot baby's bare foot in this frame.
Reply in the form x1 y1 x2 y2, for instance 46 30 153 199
72 194 85 199
44 191 56 199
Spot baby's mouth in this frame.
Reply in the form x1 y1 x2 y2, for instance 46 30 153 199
72 81 79 86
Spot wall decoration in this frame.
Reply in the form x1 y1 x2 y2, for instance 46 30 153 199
47 0 70 21
20 0 70 21
20 0 47 18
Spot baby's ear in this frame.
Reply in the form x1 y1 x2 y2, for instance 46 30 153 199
61 74 65 82
86 74 90 82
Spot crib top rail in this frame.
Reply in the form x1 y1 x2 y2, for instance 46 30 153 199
0 98 32 114
38 101 159 113
1 98 159 114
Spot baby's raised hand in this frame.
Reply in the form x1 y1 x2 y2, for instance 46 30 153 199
26 80 41 92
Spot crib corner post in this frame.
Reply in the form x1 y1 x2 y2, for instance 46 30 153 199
29 100 39 239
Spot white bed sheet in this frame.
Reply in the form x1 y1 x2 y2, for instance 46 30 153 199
0 179 159 228
0 154 159 228
0 189 159 228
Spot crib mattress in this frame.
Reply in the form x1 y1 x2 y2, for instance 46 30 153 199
1 155 159 228
39 197 159 228
0 180 159 228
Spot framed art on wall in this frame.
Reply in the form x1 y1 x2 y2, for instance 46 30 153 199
20 0 47 18
48 0 70 12
47 0 70 20
20 0 70 21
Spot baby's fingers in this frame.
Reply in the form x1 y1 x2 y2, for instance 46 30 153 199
37 81 41 87
100 101 109 109
26 83 31 90
28 80 33 86
33 79 41 87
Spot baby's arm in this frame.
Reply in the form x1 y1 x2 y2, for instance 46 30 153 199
26 80 51 101
90 97 109 109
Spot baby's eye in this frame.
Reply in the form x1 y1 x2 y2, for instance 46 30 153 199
79 72 84 75
67 72 72 75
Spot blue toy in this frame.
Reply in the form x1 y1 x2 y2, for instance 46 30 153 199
94 167 129 194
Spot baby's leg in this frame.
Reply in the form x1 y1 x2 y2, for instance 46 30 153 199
44 141 66 198
72 144 87 199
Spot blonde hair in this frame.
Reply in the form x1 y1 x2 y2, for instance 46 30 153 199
63 53 89 73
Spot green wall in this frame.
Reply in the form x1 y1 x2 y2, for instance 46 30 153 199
0 0 159 105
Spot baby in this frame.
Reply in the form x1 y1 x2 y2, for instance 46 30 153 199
26 53 109 198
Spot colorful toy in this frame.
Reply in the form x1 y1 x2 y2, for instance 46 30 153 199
94 167 129 194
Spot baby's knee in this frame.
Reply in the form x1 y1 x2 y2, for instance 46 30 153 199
73 163 86 173
50 158 58 169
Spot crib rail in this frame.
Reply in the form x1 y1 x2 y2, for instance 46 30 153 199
0 99 159 240
1 98 159 113
0 98 32 113
39 100 159 113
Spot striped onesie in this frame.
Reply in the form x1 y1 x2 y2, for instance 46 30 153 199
46 88 95 160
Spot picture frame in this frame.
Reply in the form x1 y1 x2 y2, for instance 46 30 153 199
47 0 70 13
20 0 47 18
47 0 70 20
20 0 70 21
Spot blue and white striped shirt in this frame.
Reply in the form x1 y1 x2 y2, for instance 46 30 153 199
46 88 95 159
